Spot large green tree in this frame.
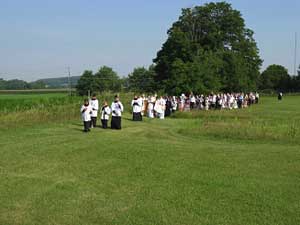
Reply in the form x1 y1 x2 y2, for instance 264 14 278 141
127 65 157 93
0 79 6 90
0 78 33 90
296 65 300 91
4 79 29 90
76 70 96 96
76 66 122 96
94 66 121 93
153 2 262 95
259 65 290 91
29 81 46 89
290 75 300 92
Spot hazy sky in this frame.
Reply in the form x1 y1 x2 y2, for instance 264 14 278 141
0 0 299 81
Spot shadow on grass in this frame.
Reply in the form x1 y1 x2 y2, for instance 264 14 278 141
122 117 134 121
71 122 83 127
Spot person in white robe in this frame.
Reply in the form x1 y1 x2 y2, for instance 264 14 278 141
111 95 124 130
141 94 147 116
233 97 238 109
154 96 166 119
255 92 260 104
101 101 111 129
190 94 196 109
89 94 99 128
147 96 156 118
211 94 217 109
172 96 177 112
228 94 234 110
179 94 185 112
131 96 143 121
80 99 92 132
199 95 204 110
205 97 209 111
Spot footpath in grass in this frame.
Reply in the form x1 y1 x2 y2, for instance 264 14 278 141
0 96 300 225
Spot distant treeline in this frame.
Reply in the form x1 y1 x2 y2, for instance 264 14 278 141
75 66 156 96
0 76 80 90
2 64 300 94
75 64 300 96
2 2 300 95
258 65 300 93
76 2 300 96
0 89 75 94
36 76 80 88
0 78 45 90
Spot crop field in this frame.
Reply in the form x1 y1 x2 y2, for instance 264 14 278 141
0 93 299 225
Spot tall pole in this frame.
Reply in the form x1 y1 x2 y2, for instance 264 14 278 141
294 32 297 76
68 66 72 96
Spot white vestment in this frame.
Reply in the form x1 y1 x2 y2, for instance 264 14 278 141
131 99 142 113
101 106 111 120
111 101 124 117
81 105 92 122
89 99 99 117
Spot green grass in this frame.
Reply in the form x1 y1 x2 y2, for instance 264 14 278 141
0 95 299 225
0 93 80 114
0 93 67 99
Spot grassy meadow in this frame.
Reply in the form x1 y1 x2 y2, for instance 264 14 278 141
0 93 299 225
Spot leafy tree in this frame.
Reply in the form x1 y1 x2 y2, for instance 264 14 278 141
119 77 130 92
76 66 122 96
259 65 290 91
290 75 300 92
5 79 29 90
94 66 121 92
76 70 96 96
153 2 262 95
128 65 157 93
0 78 30 90
0 79 5 90
288 65 300 92
29 81 46 89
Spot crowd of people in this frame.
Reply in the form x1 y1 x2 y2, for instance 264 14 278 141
81 94 124 132
80 92 260 132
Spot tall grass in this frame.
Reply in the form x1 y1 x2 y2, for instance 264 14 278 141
1 94 299 145
0 92 135 128
172 99 300 144
0 96 79 113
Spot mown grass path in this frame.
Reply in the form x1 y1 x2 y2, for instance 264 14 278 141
0 96 299 225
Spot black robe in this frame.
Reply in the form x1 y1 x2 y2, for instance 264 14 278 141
165 100 172 117
133 112 142 121
111 116 121 129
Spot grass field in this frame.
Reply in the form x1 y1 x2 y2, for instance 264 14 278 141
0 94 299 225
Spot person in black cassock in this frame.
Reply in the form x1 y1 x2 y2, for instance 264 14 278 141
111 95 124 130
101 101 111 129
89 94 99 128
80 99 92 132
131 96 143 121
164 97 172 117
278 92 283 101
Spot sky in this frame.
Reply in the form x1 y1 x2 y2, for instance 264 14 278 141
0 0 299 81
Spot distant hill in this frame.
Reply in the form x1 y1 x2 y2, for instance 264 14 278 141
36 76 81 88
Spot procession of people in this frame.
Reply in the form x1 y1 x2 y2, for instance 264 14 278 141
80 94 124 132
80 92 260 132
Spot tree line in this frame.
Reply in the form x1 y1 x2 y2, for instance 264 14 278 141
76 65 157 95
2 2 300 94
0 79 47 90
76 2 300 95
0 76 82 90
76 63 300 95
259 64 300 93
